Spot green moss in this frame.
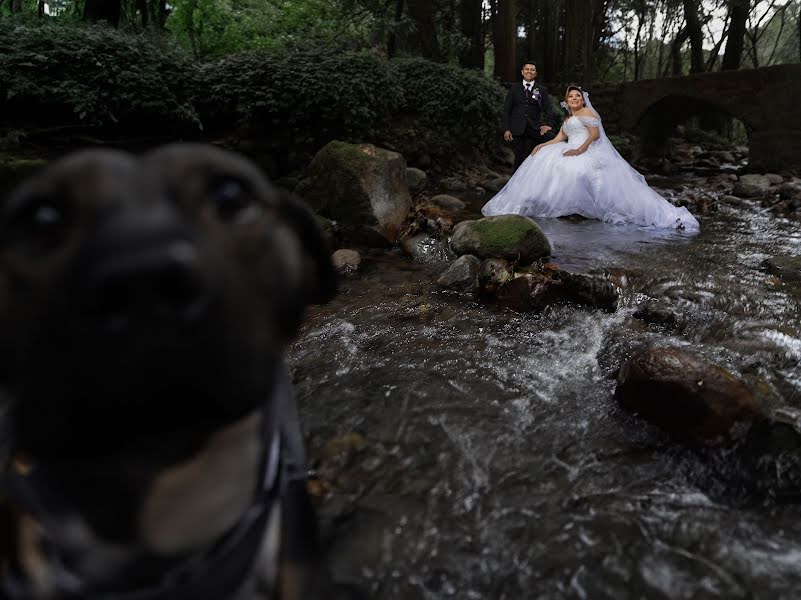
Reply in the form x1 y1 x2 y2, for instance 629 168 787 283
472 218 537 253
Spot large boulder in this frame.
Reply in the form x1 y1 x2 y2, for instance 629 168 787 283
615 347 764 445
450 215 550 266
295 141 411 244
732 174 773 198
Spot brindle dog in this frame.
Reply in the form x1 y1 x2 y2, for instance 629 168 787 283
0 144 336 599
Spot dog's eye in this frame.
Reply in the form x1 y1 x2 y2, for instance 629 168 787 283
8 196 72 252
209 177 262 225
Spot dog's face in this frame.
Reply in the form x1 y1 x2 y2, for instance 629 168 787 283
0 144 335 468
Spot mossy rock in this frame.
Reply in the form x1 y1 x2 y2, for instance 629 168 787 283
449 215 550 265
295 141 411 243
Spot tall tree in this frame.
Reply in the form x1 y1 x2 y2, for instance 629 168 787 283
387 0 405 58
682 0 705 72
721 0 750 69
406 0 443 61
459 0 485 69
492 0 518 82
83 0 122 26
564 0 605 81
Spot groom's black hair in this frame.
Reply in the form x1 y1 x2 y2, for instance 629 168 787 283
521 61 537 69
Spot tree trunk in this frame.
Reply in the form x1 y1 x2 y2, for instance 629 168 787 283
492 0 518 82
136 0 149 27
564 0 604 82
9 0 22 12
158 1 170 27
721 0 749 70
682 0 705 73
671 26 689 76
407 0 443 61
459 0 484 69
83 0 122 26
387 0 405 58
38 0 45 17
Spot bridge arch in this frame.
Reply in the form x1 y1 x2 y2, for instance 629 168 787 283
588 64 801 172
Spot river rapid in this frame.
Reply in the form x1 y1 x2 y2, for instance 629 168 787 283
289 174 801 599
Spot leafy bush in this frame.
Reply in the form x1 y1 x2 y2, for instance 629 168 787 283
0 19 199 131
388 57 505 157
195 48 397 143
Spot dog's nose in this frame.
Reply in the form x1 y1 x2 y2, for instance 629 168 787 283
82 238 214 333
75 204 217 333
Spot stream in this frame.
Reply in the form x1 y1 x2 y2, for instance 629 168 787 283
289 174 801 599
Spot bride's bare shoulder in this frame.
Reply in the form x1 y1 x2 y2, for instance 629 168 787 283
577 108 599 119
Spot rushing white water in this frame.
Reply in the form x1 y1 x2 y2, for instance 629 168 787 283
290 184 801 599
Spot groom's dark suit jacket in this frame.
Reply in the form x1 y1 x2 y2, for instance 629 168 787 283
503 82 556 135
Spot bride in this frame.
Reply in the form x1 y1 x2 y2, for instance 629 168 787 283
481 85 700 231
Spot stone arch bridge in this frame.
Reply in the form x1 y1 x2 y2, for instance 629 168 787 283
571 64 801 172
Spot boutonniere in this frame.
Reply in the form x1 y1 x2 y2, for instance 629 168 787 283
531 88 541 99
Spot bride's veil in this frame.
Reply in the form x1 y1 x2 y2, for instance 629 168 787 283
580 90 648 185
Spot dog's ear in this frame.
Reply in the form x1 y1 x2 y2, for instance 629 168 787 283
277 191 337 306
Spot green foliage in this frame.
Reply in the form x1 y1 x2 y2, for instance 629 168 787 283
196 50 505 159
0 20 199 129
608 133 636 160
195 48 397 143
388 57 505 156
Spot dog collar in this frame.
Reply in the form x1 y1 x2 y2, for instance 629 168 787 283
2 365 297 600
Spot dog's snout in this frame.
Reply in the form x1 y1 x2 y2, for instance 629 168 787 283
82 238 214 333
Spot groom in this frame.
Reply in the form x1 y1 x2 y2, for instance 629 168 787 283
503 62 556 172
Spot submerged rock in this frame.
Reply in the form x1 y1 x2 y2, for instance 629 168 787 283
496 272 562 312
400 233 456 265
762 255 801 282
479 258 514 294
615 347 764 445
739 417 801 502
450 215 550 266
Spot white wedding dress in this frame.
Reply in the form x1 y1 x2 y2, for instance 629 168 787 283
482 112 700 231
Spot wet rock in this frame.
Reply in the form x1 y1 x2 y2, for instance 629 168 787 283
295 141 411 244
436 254 481 294
633 300 684 329
708 150 735 163
719 195 751 208
483 176 510 194
331 249 362 275
765 173 784 185
615 347 764 445
400 233 456 265
740 417 801 502
778 181 801 200
553 271 619 312
479 258 514 293
450 215 551 266
496 273 562 312
406 167 427 191
732 174 772 198
441 177 468 192
761 255 801 282
429 194 466 212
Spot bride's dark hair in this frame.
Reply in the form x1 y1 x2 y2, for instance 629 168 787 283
564 84 585 105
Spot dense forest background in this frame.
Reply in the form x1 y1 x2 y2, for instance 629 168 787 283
2 0 798 81
1 0 800 174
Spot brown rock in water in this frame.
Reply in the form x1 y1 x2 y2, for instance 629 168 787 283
496 273 562 312
615 347 764 445
331 249 361 275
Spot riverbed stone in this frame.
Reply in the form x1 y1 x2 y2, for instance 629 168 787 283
740 417 801 502
615 346 764 445
483 176 510 194
732 174 773 198
765 173 784 185
331 249 361 275
436 254 481 294
429 194 466 212
400 233 456 264
708 150 736 164
294 141 411 244
779 182 801 200
406 167 427 191
450 215 551 266
496 272 562 312
761 255 801 282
